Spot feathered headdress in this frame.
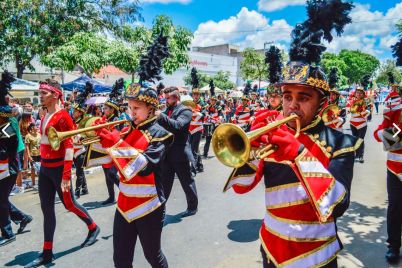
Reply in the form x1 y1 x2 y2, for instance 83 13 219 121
191 67 200 89
106 78 124 111
125 33 170 107
283 0 354 95
265 46 283 95
138 34 170 85
73 81 93 113
0 71 15 107
392 34 402 66
156 82 165 96
361 74 371 90
209 79 215 97
328 68 338 89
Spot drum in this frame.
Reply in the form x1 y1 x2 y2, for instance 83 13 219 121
203 123 214 137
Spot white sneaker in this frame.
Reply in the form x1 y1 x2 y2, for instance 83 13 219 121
10 186 24 195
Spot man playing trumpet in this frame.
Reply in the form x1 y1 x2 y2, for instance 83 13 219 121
216 1 358 266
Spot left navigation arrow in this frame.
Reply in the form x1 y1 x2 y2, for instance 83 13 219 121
1 123 10 138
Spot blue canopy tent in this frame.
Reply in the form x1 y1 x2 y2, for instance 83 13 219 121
61 74 112 93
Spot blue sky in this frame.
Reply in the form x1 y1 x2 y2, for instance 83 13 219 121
139 0 402 60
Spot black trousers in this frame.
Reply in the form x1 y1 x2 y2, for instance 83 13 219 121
386 170 402 251
102 166 119 200
189 131 203 171
74 154 87 192
261 246 338 267
162 160 198 211
39 165 95 244
350 125 367 158
0 174 28 238
113 205 168 268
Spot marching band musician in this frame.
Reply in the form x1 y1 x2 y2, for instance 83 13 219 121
374 86 402 264
189 88 206 173
233 96 254 131
26 79 100 268
219 2 357 267
100 78 125 206
96 83 173 268
349 86 370 163
0 71 33 247
203 96 223 159
323 68 344 132
71 82 92 199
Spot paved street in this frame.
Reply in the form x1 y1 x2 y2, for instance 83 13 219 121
0 109 401 268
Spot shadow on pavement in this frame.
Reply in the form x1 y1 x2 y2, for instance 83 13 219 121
4 251 39 267
163 213 183 227
337 201 400 267
227 219 261 243
82 201 110 210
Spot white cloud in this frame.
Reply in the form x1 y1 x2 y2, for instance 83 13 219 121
141 0 191 4
192 7 292 49
258 0 305 12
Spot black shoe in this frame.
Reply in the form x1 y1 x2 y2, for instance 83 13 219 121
385 248 400 264
18 215 33 234
81 226 100 248
24 252 54 268
0 235 16 247
101 197 115 206
202 155 208 159
359 157 364 163
181 209 197 218
75 189 81 199
81 188 89 196
196 167 204 173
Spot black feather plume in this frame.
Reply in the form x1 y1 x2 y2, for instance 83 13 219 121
138 34 170 85
75 81 93 105
361 74 370 90
388 71 396 85
110 78 124 99
244 81 251 96
156 82 165 95
328 68 338 89
392 37 402 66
289 0 354 64
265 46 283 85
0 71 15 106
190 67 199 89
209 80 215 96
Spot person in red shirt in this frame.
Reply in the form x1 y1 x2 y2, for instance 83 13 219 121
25 79 100 268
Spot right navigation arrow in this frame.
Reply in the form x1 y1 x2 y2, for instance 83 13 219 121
393 123 401 138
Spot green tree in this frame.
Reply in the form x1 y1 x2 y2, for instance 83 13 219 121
338 50 380 84
321 52 348 86
375 60 402 86
0 0 141 78
240 48 268 88
183 70 235 90
41 32 110 76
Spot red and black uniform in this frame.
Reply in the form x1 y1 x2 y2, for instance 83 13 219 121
225 115 361 267
348 99 369 159
203 104 223 157
189 100 206 173
233 104 254 131
374 106 402 255
39 109 97 252
101 117 173 268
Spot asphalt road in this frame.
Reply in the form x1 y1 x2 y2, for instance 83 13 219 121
0 108 401 268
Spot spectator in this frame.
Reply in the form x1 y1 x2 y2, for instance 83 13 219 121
25 123 41 189
374 91 380 114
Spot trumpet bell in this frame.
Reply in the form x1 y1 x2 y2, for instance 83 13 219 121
322 104 340 123
212 123 250 168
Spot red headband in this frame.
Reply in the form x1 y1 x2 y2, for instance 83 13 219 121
39 83 64 104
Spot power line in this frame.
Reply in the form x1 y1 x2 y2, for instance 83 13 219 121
193 17 402 36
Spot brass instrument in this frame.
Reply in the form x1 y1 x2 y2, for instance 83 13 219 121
48 117 130 150
350 100 366 114
212 114 300 168
181 95 197 109
322 104 340 123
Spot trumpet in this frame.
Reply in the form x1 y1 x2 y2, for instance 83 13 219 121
48 117 130 150
212 114 300 168
321 104 341 123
